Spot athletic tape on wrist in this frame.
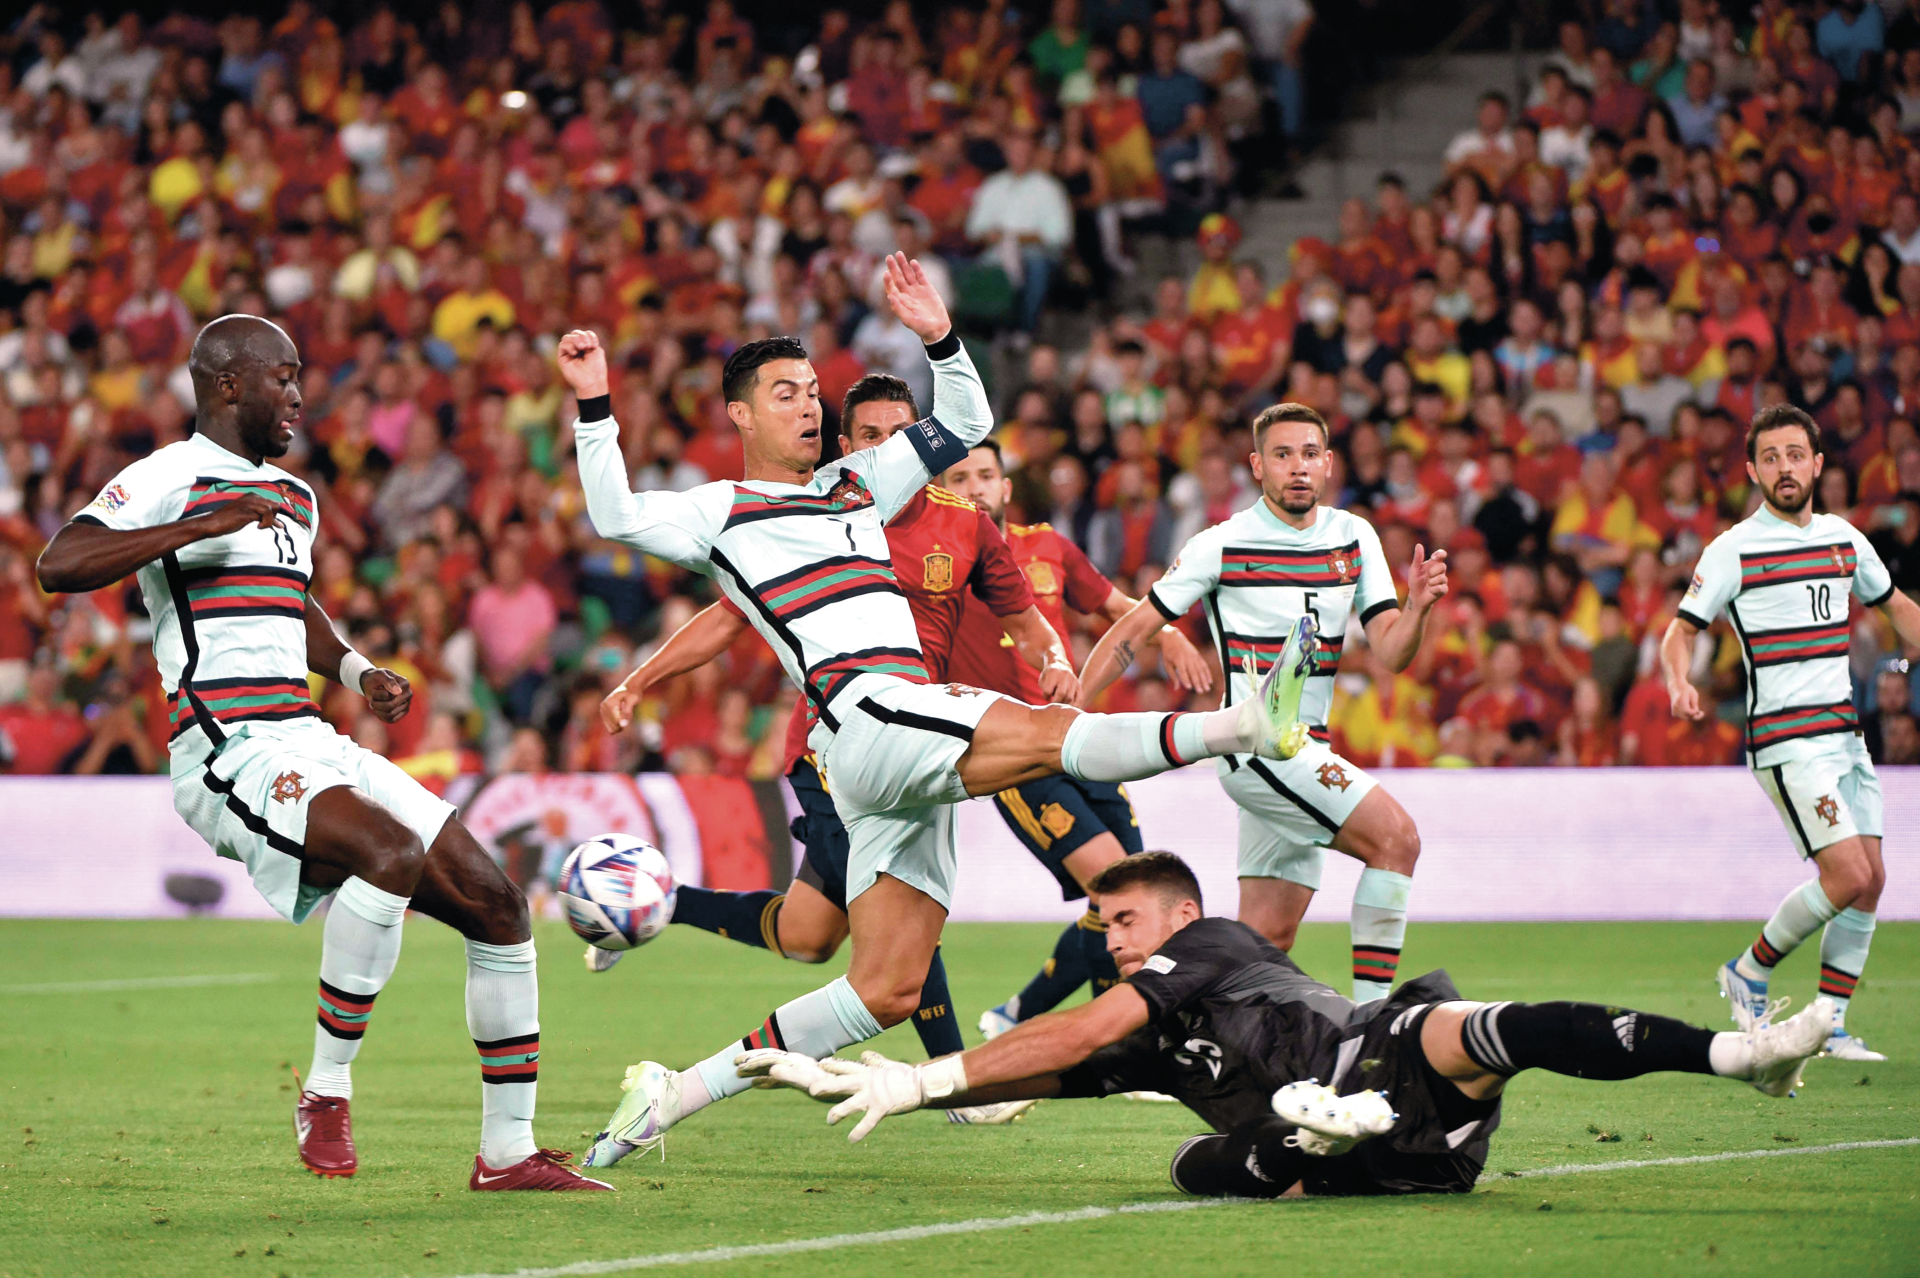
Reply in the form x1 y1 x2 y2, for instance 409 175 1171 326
918 1054 969 1101
338 650 375 696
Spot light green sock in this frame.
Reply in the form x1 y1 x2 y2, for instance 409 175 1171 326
1351 868 1412 1004
1818 908 1875 1029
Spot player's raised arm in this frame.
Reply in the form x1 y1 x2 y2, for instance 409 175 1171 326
561 330 724 569
855 255 995 516
601 602 750 734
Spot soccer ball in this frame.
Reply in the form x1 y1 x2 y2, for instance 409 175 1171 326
557 834 677 951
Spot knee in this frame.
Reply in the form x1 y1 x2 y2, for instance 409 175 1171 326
1362 816 1420 875
779 940 838 965
485 877 532 943
856 977 925 1029
1820 851 1875 906
362 825 427 890
1259 918 1301 952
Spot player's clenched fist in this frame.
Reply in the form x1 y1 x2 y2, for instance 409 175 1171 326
557 329 609 399
600 682 641 735
1667 677 1704 721
193 492 282 538
361 667 413 723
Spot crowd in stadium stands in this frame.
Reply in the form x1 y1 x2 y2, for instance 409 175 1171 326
0 0 1916 784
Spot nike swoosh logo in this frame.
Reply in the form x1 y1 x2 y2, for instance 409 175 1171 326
295 1116 311 1143
474 1171 511 1185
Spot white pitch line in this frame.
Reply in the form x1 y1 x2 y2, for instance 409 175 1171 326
0 972 275 995
1486 1136 1920 1180
438 1137 1918 1278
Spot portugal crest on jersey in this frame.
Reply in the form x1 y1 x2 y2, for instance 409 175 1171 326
922 551 954 592
1328 549 1356 583
1828 546 1850 574
270 771 307 804
1814 794 1841 826
1316 761 1352 792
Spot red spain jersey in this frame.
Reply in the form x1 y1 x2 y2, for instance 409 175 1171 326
950 522 1116 703
726 485 1036 774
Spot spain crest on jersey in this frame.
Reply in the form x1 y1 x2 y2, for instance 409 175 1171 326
1025 561 1059 595
922 551 954 592
1328 548 1356 583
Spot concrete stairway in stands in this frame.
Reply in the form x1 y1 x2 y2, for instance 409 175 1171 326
1232 50 1545 279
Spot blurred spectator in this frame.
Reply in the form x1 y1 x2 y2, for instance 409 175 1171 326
468 543 556 724
0 666 89 774
966 132 1073 337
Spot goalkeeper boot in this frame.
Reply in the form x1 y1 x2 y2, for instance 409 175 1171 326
1242 614 1316 761
1820 1029 1886 1062
584 1061 684 1167
1748 997 1835 1098
294 1091 355 1178
1270 1079 1397 1156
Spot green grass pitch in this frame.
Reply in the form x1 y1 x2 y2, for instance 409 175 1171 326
1 916 1915 1277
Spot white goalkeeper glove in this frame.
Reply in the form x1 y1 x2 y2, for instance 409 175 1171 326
733 1049 866 1100
825 1053 969 1143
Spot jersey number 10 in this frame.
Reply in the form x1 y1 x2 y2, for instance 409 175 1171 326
1805 583 1833 621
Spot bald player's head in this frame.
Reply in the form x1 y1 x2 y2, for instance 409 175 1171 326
189 315 303 460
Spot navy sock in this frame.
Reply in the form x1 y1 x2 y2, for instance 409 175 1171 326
1461 1001 1716 1080
1079 907 1122 996
1012 917 1094 1019
911 946 965 1057
669 887 784 951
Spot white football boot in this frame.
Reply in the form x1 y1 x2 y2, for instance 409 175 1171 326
1820 1028 1886 1062
1271 1079 1397 1156
1715 960 1770 1030
978 1004 1018 1041
946 1100 1039 1125
1747 997 1836 1098
585 945 625 973
584 1061 684 1166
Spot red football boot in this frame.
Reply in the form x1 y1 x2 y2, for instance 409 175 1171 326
470 1148 615 1191
295 1092 356 1178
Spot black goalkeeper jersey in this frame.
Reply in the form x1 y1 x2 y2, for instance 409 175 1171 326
1057 917 1500 1194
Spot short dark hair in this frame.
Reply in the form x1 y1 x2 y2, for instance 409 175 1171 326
969 438 1005 471
840 372 917 427
1252 402 1329 447
723 335 810 405
1746 403 1821 462
1087 851 1203 911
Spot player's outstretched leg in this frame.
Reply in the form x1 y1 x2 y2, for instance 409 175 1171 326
585 873 942 1169
294 788 430 1178
408 819 611 1190
1431 997 1836 1099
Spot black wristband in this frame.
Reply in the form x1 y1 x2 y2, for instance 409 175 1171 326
924 330 962 361
576 394 612 422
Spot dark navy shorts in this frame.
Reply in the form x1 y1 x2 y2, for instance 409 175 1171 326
788 757 852 912
991 775 1144 901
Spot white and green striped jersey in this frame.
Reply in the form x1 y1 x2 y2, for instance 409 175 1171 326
573 338 994 735
78 432 321 757
1680 507 1895 768
1146 501 1398 736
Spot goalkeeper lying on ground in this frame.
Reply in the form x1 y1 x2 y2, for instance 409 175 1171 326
742 852 1835 1197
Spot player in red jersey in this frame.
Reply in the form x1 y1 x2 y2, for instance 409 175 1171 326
941 441 1215 1040
594 377 1071 1119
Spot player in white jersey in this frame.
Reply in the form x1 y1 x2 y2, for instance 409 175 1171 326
1662 404 1920 1062
33 316 608 1191
1080 403 1449 1003
558 256 1311 1168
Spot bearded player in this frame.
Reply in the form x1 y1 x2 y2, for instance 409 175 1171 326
940 442 1214 1036
743 851 1835 1199
35 316 608 1190
585 374 1064 1146
1662 404 1920 1061
560 255 1315 1170
1081 403 1447 1004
